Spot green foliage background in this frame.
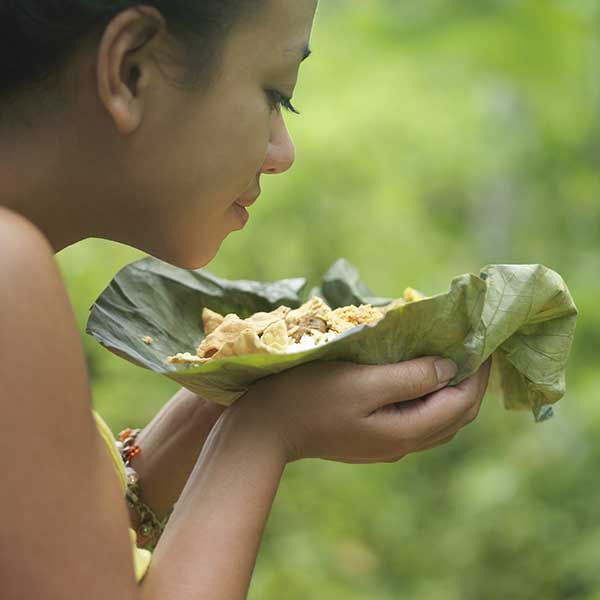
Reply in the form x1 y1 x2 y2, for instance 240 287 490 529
57 2 600 598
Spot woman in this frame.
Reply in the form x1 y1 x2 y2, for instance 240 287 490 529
0 1 490 598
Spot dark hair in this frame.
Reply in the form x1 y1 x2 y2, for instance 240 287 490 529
0 0 264 101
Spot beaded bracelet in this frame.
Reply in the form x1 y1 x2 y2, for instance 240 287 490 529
116 427 174 552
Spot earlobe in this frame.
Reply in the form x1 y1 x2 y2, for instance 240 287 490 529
96 7 165 135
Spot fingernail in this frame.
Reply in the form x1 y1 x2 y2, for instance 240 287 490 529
435 359 458 383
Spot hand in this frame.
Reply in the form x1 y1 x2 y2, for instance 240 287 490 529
228 356 492 464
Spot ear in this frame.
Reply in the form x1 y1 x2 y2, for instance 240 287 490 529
97 7 166 135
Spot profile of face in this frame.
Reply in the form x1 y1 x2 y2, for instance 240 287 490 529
92 0 319 269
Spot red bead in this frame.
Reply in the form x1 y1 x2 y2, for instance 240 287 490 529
118 428 133 442
127 445 141 460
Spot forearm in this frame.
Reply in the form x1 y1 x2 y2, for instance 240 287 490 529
130 388 226 525
139 408 287 600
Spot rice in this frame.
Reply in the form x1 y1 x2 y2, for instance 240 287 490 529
286 331 339 353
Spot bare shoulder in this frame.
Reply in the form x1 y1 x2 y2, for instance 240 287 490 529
0 207 68 325
0 206 57 280
0 208 138 598
0 205 54 252
0 207 89 407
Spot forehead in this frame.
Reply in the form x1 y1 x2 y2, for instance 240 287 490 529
224 0 317 70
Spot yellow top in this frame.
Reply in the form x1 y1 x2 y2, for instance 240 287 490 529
92 409 152 583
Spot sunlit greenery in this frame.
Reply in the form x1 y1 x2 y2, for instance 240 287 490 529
57 2 600 598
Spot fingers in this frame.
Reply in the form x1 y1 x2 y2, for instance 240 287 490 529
362 356 458 414
456 356 492 396
397 364 490 454
326 360 493 466
369 359 490 443
422 358 492 438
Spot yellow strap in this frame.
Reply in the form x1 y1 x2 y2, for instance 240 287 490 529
92 410 152 583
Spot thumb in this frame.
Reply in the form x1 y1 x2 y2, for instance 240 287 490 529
363 356 458 413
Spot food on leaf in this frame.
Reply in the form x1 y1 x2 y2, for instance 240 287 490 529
167 289 424 366
261 319 290 351
202 308 225 336
87 257 577 419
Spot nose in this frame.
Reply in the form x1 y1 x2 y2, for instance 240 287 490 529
261 110 296 175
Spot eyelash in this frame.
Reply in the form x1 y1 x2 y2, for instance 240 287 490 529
267 90 301 115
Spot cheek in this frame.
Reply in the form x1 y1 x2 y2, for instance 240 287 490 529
213 94 272 176
173 112 269 209
140 91 271 225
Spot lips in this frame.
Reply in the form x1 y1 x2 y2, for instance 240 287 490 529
234 192 260 208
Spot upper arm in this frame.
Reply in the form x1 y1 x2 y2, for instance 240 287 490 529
0 209 140 599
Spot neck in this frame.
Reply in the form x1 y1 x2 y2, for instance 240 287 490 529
0 118 108 254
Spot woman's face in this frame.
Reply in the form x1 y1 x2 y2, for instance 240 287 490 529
101 0 318 269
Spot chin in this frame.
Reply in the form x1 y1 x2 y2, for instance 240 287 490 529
161 252 214 271
160 242 221 271
138 223 225 270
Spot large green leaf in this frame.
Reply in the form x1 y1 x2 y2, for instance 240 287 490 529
86 258 577 421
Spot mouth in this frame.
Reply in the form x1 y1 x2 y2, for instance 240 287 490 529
231 189 260 229
234 193 260 208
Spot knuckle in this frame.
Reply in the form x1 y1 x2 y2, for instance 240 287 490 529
392 441 411 457
433 435 456 449
437 433 457 447
465 405 479 424
381 454 404 464
444 433 457 445
462 389 481 413
472 386 485 405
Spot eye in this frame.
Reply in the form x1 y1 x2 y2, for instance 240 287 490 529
266 90 301 115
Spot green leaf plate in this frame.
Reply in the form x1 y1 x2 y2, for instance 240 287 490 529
86 258 578 421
